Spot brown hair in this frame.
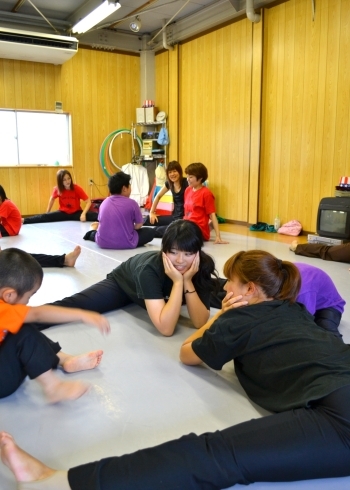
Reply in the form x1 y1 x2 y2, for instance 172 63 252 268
57 170 74 194
184 162 208 183
166 161 183 192
223 250 301 302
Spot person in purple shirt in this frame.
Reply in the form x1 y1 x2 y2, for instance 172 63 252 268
211 262 345 339
83 172 155 249
295 262 345 338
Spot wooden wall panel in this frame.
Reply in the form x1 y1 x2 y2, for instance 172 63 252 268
260 0 350 231
0 48 140 215
179 20 254 221
61 48 140 200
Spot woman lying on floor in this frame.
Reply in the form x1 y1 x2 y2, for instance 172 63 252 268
2 249 350 489
30 220 219 336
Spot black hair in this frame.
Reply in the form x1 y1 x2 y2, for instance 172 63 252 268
161 220 219 291
0 248 43 297
108 172 131 195
57 170 74 194
0 185 8 201
166 161 183 193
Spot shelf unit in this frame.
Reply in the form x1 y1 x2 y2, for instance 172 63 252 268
132 121 167 166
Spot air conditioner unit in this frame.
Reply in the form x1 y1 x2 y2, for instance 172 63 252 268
0 27 78 65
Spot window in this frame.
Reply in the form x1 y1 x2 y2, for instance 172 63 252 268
0 109 72 166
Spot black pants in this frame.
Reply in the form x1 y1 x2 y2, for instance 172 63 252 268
0 224 9 236
0 325 61 398
142 215 174 227
68 385 350 489
35 278 133 331
31 253 66 267
23 210 98 224
83 228 156 248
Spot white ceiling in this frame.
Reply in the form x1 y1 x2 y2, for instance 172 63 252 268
0 0 283 52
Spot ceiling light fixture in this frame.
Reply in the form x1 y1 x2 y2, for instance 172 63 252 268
129 16 141 33
72 1 121 34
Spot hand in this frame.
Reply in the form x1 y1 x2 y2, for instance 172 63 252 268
162 252 184 283
81 311 111 335
221 292 248 313
80 214 87 222
149 212 158 224
183 252 200 282
214 236 229 244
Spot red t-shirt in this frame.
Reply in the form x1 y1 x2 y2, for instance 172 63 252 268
51 184 88 214
184 186 216 241
0 199 22 236
0 300 30 343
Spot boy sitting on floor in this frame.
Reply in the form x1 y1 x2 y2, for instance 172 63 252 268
0 248 110 403
83 172 155 249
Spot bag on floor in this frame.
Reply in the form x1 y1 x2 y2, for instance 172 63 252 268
277 220 302 236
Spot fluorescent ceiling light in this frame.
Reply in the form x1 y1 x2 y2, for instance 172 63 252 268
72 1 121 34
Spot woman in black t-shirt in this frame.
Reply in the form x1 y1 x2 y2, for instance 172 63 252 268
143 160 188 236
34 220 219 337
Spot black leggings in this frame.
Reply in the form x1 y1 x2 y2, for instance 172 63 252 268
23 210 98 224
83 228 156 248
0 224 9 236
35 278 133 331
68 385 350 489
0 325 61 398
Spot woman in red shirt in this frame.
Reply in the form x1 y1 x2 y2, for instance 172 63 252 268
23 170 98 224
0 186 22 237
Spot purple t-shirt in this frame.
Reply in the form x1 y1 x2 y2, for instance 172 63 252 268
296 263 345 314
96 195 143 249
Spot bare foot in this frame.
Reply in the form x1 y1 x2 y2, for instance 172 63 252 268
0 431 55 482
60 350 103 373
63 245 81 267
289 239 298 252
43 379 90 404
90 221 99 231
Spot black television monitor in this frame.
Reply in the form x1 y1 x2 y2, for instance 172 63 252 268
317 197 350 240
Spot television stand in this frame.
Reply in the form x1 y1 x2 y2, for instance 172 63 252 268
307 234 347 246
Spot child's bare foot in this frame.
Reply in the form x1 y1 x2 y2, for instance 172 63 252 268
43 379 90 404
60 350 103 373
36 369 90 403
63 245 81 267
0 431 55 483
90 221 99 231
289 240 298 252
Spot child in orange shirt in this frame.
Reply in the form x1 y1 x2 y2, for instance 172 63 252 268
0 248 110 403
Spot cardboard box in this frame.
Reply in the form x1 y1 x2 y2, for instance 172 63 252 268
145 106 158 123
136 108 145 123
